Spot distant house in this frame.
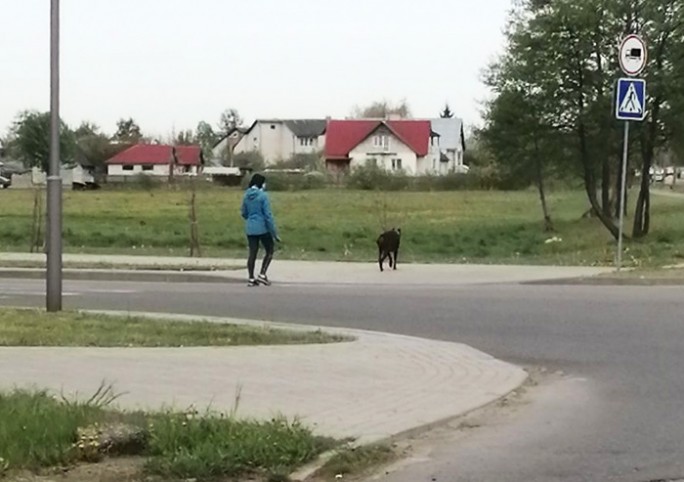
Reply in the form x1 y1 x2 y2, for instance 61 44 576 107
427 118 467 173
325 119 437 175
210 127 250 165
105 144 203 181
232 119 327 164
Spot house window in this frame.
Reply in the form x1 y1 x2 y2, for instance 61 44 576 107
391 158 402 170
373 135 389 151
142 165 153 171
270 125 276 130
299 137 315 147
367 158 378 167
432 159 436 170
123 165 134 171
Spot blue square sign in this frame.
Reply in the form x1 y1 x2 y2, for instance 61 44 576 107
615 78 647 121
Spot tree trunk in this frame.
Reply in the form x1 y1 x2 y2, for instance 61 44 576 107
602 154 611 218
633 99 660 238
579 122 621 240
633 174 651 238
533 138 553 231
614 149 631 219
573 52 620 240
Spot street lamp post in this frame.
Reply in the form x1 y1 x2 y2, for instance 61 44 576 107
47 0 62 312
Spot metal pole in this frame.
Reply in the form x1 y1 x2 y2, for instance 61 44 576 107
617 121 630 272
47 0 62 311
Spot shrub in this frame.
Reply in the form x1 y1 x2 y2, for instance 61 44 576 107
346 165 409 191
234 151 266 172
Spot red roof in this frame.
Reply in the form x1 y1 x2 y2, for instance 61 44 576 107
325 120 431 159
105 144 203 166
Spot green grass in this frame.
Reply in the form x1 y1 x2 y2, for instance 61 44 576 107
0 308 348 347
145 412 335 480
1 187 683 267
0 389 335 480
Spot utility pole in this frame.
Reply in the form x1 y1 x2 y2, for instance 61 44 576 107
47 0 63 311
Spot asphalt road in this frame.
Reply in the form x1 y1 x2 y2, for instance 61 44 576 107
2 277 684 482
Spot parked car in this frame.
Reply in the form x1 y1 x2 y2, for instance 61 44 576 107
0 174 11 189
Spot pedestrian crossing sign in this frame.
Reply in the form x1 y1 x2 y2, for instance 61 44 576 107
615 78 647 121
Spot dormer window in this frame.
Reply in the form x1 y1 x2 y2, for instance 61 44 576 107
373 135 389 150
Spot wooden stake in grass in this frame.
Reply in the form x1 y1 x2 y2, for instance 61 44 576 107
29 187 44 253
188 177 202 257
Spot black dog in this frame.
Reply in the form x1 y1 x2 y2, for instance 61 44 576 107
377 228 401 272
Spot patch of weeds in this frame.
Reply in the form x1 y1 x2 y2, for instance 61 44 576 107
0 384 123 471
144 413 336 480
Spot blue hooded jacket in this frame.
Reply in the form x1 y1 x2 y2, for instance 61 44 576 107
241 186 278 237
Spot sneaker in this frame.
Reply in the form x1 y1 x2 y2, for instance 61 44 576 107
247 278 259 287
257 274 271 286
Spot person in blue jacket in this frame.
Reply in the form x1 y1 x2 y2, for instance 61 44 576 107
240 173 280 286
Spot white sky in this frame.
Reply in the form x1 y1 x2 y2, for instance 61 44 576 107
0 0 512 139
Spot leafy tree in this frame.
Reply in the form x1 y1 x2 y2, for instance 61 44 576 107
486 0 684 240
218 109 243 134
174 129 195 146
113 118 143 143
7 111 75 172
352 100 412 119
74 121 120 168
482 88 561 231
440 103 454 118
195 121 219 160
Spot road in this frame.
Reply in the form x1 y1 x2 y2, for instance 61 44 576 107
2 277 684 481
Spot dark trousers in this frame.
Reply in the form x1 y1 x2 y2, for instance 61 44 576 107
247 234 274 279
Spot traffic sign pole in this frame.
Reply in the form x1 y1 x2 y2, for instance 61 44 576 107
617 121 630 271
614 33 647 272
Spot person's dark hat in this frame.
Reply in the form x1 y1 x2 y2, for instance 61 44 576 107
249 173 266 189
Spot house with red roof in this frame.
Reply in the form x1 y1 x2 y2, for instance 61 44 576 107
324 119 441 175
105 144 204 180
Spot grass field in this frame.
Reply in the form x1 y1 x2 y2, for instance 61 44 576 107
0 308 346 347
1 187 683 267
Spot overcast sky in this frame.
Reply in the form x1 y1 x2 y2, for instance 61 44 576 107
1 0 512 139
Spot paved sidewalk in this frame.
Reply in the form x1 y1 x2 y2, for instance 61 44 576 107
0 252 613 285
0 313 527 445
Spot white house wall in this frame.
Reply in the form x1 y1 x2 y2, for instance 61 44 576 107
349 134 418 174
234 121 323 164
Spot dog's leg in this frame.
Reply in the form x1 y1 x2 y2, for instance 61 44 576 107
388 252 394 269
378 249 385 272
393 248 399 270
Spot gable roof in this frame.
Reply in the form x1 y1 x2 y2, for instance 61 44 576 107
212 127 250 149
283 119 327 138
325 120 431 159
105 144 203 166
429 118 465 151
239 119 327 139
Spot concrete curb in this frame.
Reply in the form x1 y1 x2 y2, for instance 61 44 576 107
525 276 684 286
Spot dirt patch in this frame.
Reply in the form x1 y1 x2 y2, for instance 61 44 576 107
6 457 273 482
7 458 145 482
